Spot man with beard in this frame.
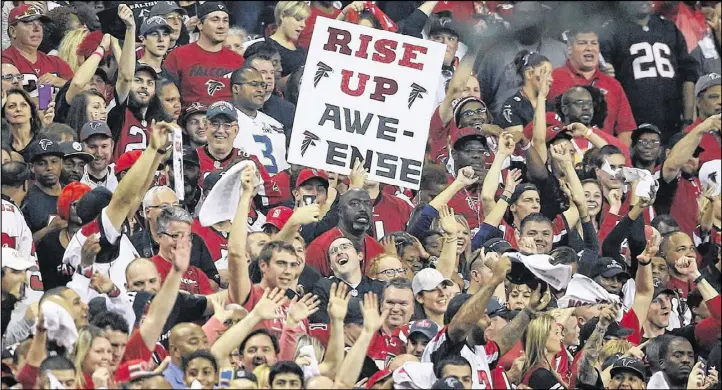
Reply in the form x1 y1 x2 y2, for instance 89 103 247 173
138 16 174 80
1 248 39 336
164 2 243 107
79 121 119 192
683 73 721 165
310 236 385 323
166 146 202 214
549 24 637 138
1 4 73 94
630 124 664 172
59 141 94 186
180 102 207 148
657 114 721 236
305 188 385 277
600 1 698 141
108 4 161 162
21 139 64 242
230 66 289 175
473 1 567 117
1 162 33 260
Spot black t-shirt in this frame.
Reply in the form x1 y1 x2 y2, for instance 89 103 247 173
309 275 385 323
35 229 72 290
262 94 296 144
526 367 564 390
21 184 60 233
268 38 307 77
53 81 72 125
500 90 534 128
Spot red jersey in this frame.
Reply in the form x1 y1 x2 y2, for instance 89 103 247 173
670 176 702 237
668 276 696 299
108 94 151 162
191 219 228 269
1 45 73 95
429 107 450 165
447 177 485 230
367 329 405 369
230 284 306 337
305 227 385 277
297 5 341 50
371 192 413 240
549 61 637 136
150 254 213 295
163 43 243 107
684 117 720 165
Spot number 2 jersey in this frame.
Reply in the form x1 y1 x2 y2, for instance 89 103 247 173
107 89 153 162
600 14 698 136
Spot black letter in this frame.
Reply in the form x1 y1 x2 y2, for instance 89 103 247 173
376 115 398 141
400 158 422 186
318 104 341 130
343 108 374 135
326 141 347 166
350 146 374 170
376 153 398 179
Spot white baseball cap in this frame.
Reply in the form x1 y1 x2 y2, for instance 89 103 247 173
1 247 37 271
699 159 721 197
412 268 453 295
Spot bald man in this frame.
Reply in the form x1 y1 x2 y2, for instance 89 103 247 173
661 231 699 298
1 63 22 92
128 375 173 389
164 323 209 388
125 258 162 293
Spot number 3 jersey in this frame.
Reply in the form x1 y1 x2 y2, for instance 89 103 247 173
600 14 698 136
233 108 290 176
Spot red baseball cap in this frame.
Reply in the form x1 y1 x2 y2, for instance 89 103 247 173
8 4 50 25
114 150 143 175
449 126 487 149
114 359 155 383
295 168 329 190
366 369 393 388
263 206 293 230
522 112 572 144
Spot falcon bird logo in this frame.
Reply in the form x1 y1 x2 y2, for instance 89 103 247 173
408 83 427 108
301 131 320 157
39 139 53 150
314 62 333 87
206 80 225 96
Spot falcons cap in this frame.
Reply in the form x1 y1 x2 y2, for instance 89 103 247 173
28 139 64 163
206 101 237 122
262 206 293 231
295 168 329 189
80 120 112 142
8 4 49 25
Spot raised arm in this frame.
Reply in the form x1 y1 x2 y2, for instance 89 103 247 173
105 121 171 230
663 115 720 182
439 49 477 125
577 304 618 386
550 144 582 228
319 283 350 378
483 168 521 228
480 132 514 215
631 218 656 325
66 34 111 104
228 165 256 306
114 4 137 103
531 67 551 162
274 204 321 244
429 166 478 211
492 283 550 355
436 205 459 279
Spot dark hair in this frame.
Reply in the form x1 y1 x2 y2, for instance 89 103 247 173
39 123 78 143
688 288 704 318
66 90 106 133
40 6 79 53
380 277 413 303
519 212 553 232
579 147 601 180
385 231 416 258
513 49 550 79
230 64 258 86
90 311 130 334
243 41 280 60
2 88 42 135
246 53 274 65
651 214 680 231
258 241 298 265
40 286 70 304
1 161 31 187
659 335 692 362
268 361 304 386
550 246 578 266
239 329 280 355
589 145 624 169
39 355 76 374
181 349 218 374
433 354 471 379
284 66 304 106
420 164 449 190
646 334 673 372
358 9 382 29
155 78 179 122
556 85 607 129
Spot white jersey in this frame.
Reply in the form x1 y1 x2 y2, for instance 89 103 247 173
3 199 43 318
421 325 500 389
233 108 289 176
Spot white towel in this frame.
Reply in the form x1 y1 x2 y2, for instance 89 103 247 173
557 274 623 321
506 253 573 291
699 159 721 197
40 301 78 351
647 371 670 389
299 345 322 379
392 362 436 389
620 167 658 198
198 161 262 227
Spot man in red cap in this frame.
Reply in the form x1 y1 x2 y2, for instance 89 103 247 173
1 4 73 94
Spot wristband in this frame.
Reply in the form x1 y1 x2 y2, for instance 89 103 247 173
584 128 593 139
638 259 651 266
694 274 705 284
498 194 511 203
92 50 104 59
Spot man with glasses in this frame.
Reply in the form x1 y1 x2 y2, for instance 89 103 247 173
230 65 289 175
631 124 664 172
147 1 187 56
1 64 22 98
1 4 73 94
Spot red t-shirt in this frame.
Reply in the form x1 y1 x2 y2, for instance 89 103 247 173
1 45 73 95
684 117 720 165
447 176 485 230
549 61 637 136
119 329 152 364
428 107 450 165
163 43 243 107
191 219 228 269
370 191 413 240
297 5 341 50
231 284 305 337
150 254 213 295
305 227 385 277
670 176 702 237
668 276 696 299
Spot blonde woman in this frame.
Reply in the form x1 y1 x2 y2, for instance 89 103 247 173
268 1 310 87
520 313 568 388
253 364 271 388
57 28 90 72
71 325 114 389
368 253 410 281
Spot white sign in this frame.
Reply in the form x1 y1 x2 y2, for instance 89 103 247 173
287 18 445 190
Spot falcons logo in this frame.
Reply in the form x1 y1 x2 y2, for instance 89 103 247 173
709 171 718 185
206 80 225 96
408 83 427 108
39 139 53 150
314 62 333 87
301 131 320 157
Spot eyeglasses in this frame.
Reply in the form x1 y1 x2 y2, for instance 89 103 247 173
1 74 23 83
329 242 354 256
460 107 487 118
459 147 491 157
378 268 406 277
160 232 191 241
209 121 235 131
147 203 180 210
637 139 660 147
238 80 268 89
165 13 182 22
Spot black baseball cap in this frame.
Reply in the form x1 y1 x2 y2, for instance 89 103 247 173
135 62 157 79
487 297 509 319
653 280 677 299
631 123 663 145
28 138 64 162
408 319 439 340
429 16 461 38
482 238 514 254
197 1 228 20
59 141 94 163
182 146 200 166
581 256 629 280
180 102 208 128
203 170 224 193
509 182 539 204
80 120 112 142
579 317 634 346
610 357 646 381
76 186 113 225
140 15 173 36
148 1 187 18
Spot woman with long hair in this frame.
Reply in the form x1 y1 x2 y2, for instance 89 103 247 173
57 28 90 72
500 49 553 131
71 326 114 389
521 313 568 388
1 88 43 161
65 90 107 134
268 1 310 88
580 179 603 233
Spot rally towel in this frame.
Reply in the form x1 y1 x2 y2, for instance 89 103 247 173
506 253 573 291
41 300 78 351
557 274 623 320
198 160 265 228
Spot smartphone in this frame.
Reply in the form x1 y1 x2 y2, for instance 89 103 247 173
38 84 51 110
303 195 317 205
699 357 708 375
218 368 234 388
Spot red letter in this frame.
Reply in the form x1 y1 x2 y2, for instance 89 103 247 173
369 76 398 102
399 43 427 70
341 70 370 97
355 34 373 59
323 27 352 55
372 39 397 64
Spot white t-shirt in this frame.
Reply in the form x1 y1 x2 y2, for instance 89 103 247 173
233 108 289 175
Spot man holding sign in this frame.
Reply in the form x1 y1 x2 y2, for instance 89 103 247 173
287 17 445 190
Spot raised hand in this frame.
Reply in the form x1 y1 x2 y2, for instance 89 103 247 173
455 166 479 187
497 131 516 157
504 168 522 195
80 233 101 267
607 188 623 214
527 283 552 312
209 293 234 324
549 143 572 164
92 367 110 389
480 124 504 137
674 256 699 278
251 288 287 320
623 340 648 360
704 367 719 389
381 235 398 256
89 272 115 295
117 4 135 29
288 293 321 324
485 251 511 278
39 101 55 128
438 205 458 235
688 361 707 389
149 120 174 152
171 236 191 273
598 303 620 328
327 283 351 322
518 236 537 254
240 164 257 193
100 33 112 51
361 292 388 333
289 204 321 225
537 66 551 99
349 158 368 189
565 122 590 138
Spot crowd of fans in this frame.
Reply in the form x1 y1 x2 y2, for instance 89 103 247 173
0 0 721 389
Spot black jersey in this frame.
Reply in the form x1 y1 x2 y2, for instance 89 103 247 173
600 15 699 137
500 90 533 128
